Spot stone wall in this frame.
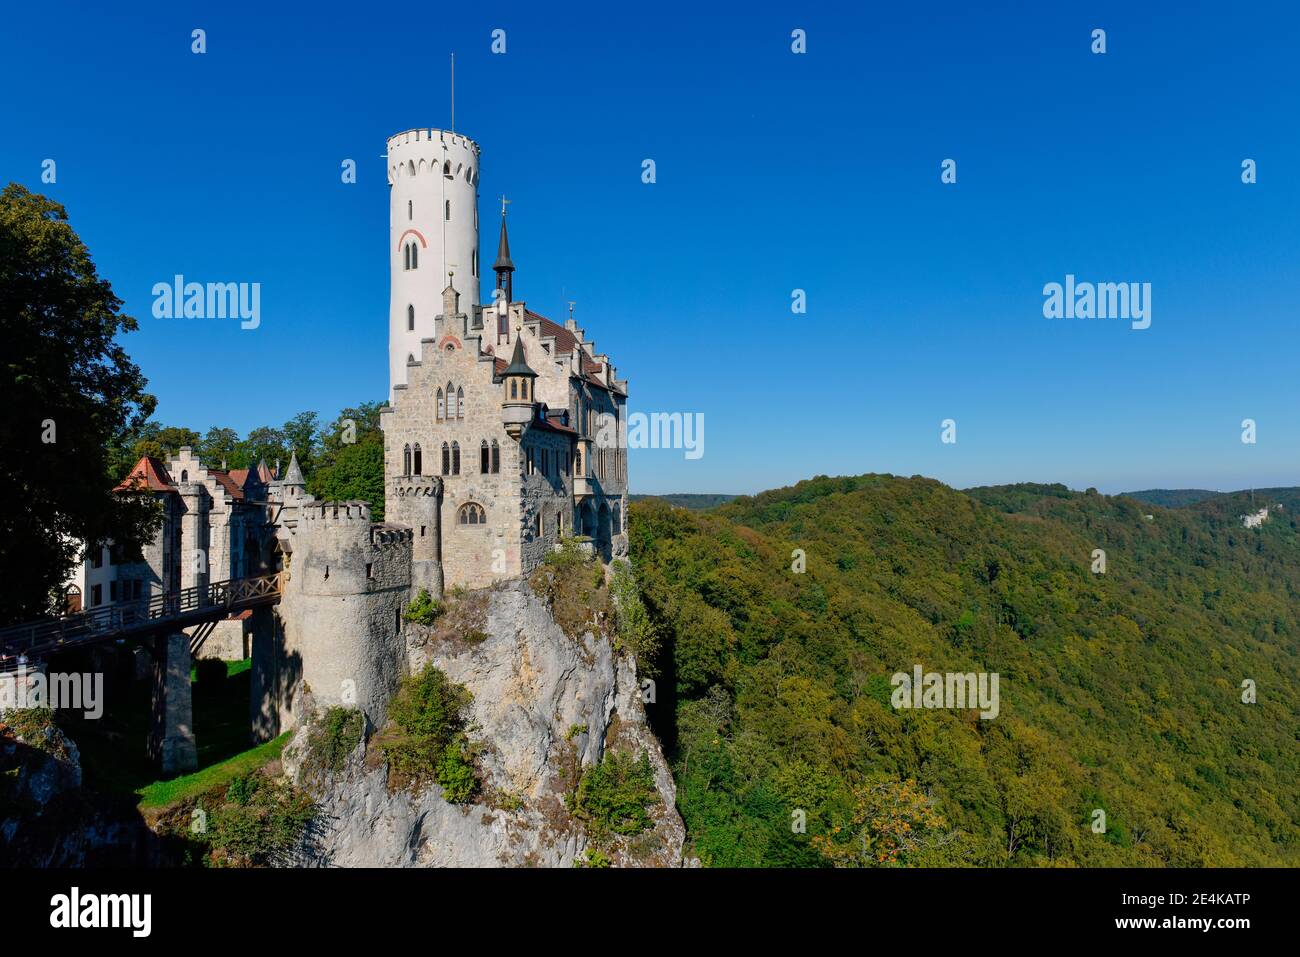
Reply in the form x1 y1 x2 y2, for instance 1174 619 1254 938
273 502 412 730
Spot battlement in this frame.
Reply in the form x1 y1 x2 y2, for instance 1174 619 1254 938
392 475 442 499
370 525 414 547
387 128 480 154
300 501 373 524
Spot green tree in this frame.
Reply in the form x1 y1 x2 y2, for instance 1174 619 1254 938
309 440 385 519
0 184 159 624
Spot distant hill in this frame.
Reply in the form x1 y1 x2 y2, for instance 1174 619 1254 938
629 493 736 511
630 473 1300 867
1121 488 1223 508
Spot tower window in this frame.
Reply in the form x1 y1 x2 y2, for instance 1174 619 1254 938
458 502 486 526
441 442 450 476
452 441 461 475
411 243 418 269
510 379 518 400
446 381 457 418
445 200 450 221
491 439 500 474
437 388 445 420
408 200 413 220
407 304 414 331
457 387 464 419
413 443 422 475
480 440 490 474
403 443 412 476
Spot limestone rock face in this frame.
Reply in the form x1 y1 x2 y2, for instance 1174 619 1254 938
283 579 688 867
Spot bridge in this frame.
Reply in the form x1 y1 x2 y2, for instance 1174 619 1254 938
0 574 283 775
0 573 282 671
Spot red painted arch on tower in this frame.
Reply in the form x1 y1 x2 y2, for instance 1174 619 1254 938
396 228 428 251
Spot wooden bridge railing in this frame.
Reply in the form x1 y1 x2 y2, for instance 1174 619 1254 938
0 572 282 669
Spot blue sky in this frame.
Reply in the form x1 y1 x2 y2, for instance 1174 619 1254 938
3 1 1298 495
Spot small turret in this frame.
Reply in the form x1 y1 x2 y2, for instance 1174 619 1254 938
501 333 536 439
282 451 306 502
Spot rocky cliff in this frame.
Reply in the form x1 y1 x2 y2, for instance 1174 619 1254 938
281 578 689 867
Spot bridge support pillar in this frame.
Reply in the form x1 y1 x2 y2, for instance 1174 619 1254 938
148 632 197 774
249 606 287 743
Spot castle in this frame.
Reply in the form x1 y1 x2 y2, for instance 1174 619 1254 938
381 128 629 591
53 126 631 767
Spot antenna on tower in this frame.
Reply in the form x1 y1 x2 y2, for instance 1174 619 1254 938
450 53 455 132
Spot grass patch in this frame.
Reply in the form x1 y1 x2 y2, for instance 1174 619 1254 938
137 733 290 809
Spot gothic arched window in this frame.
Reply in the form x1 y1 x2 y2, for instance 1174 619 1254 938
480 440 490 474
451 441 460 475
412 443 422 475
457 503 486 526
403 245 410 270
407 305 414 331
403 443 411 476
408 199 413 220
441 442 451 476
510 379 518 400
437 388 444 420
456 387 464 419
446 382 456 419
445 199 451 221
491 439 500 474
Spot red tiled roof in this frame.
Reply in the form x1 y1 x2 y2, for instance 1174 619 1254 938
114 456 176 494
533 414 577 436
519 310 625 396
529 312 579 355
207 469 244 501
229 468 250 485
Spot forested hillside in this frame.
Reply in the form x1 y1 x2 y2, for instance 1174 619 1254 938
628 475 1300 867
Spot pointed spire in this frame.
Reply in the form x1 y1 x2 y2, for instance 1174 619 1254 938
502 334 536 378
283 450 305 487
493 199 515 304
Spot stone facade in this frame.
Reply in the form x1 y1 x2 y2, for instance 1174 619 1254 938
381 271 629 592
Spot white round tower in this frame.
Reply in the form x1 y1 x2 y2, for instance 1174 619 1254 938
387 128 481 395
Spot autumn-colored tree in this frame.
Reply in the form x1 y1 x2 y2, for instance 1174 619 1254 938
813 778 953 866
